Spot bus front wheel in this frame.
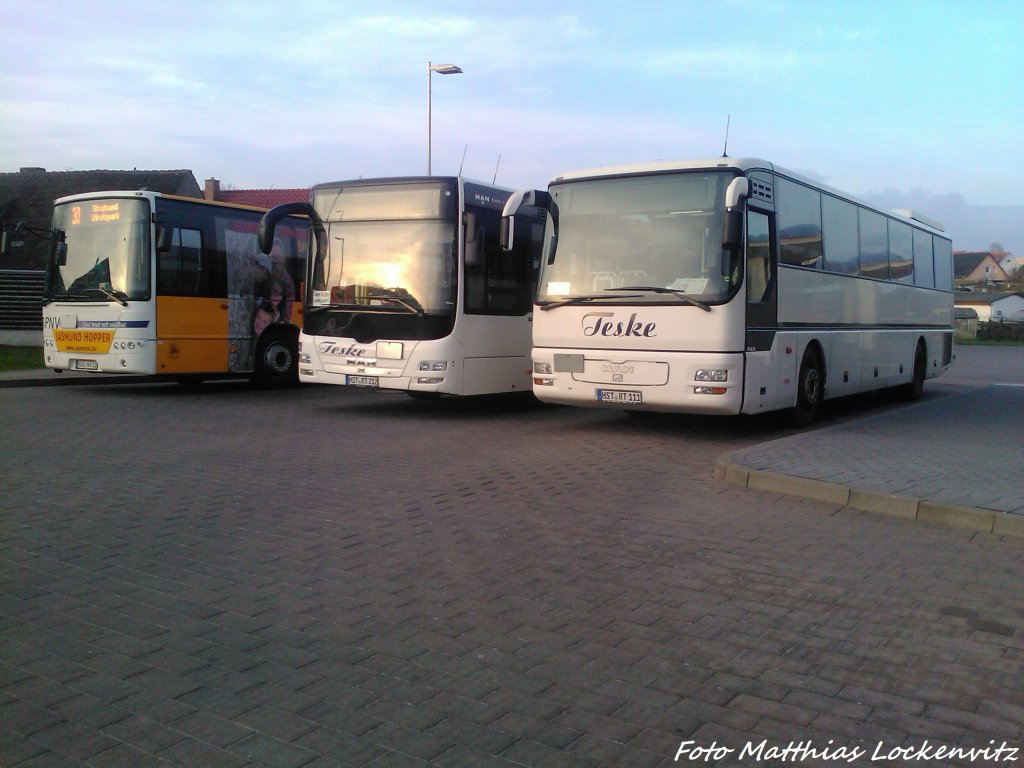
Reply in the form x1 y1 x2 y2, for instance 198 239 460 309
253 329 298 389
792 347 823 427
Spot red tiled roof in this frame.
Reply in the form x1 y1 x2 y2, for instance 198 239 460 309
217 189 309 208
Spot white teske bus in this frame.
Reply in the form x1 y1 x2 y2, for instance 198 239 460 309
501 157 954 424
259 176 542 398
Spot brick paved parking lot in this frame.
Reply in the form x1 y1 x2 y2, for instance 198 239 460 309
2 380 1022 766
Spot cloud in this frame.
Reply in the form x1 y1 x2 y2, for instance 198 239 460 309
865 188 1024 256
643 45 807 79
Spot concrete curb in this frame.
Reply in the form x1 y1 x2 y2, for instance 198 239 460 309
714 453 1024 539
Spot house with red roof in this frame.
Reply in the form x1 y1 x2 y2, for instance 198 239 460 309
953 251 1009 289
203 178 308 209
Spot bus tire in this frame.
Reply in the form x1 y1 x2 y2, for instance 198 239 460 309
792 346 823 427
253 328 298 389
901 341 926 401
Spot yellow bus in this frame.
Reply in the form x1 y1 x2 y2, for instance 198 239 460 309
41 190 308 386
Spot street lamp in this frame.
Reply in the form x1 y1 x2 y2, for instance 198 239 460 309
427 61 462 175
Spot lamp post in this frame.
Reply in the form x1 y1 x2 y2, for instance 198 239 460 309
427 62 462 175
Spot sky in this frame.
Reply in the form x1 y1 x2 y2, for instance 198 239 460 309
3 0 1022 254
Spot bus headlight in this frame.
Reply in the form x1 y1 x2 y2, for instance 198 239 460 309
695 369 728 382
533 362 553 375
419 361 448 372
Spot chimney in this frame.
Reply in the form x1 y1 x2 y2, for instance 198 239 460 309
204 177 221 201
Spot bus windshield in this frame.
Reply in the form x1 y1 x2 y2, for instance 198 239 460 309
48 198 151 301
310 182 457 314
538 171 737 305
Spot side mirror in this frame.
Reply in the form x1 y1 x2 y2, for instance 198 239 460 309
1 221 24 258
50 229 68 267
722 209 744 251
499 215 513 253
464 212 481 267
725 176 749 209
260 202 316 254
500 189 550 251
722 177 749 251
500 191 530 252
156 225 172 254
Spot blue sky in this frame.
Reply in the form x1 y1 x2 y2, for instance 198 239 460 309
3 0 1022 254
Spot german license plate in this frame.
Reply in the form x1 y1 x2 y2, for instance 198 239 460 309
596 389 642 404
346 375 378 387
73 359 99 371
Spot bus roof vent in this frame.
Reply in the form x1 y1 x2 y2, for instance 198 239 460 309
892 208 944 232
750 178 774 203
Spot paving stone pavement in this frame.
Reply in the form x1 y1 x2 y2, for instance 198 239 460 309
717 383 1024 538
2 355 1023 767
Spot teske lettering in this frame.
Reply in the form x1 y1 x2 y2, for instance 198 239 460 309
319 342 368 357
582 312 656 338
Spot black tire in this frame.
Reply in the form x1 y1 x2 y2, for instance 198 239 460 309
792 347 823 427
253 329 298 389
902 341 926 401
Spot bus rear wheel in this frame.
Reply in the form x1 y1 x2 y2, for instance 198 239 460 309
253 329 298 389
901 341 926 401
792 347 823 427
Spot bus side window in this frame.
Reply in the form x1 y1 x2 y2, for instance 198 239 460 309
777 178 822 268
746 211 771 303
158 227 203 295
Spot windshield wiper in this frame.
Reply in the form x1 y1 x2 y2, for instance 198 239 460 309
539 293 642 311
89 287 128 307
305 304 339 315
50 289 129 306
366 293 424 315
612 286 712 312
306 295 425 316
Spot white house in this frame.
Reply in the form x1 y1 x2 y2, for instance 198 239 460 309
989 293 1024 322
998 254 1024 277
955 291 1013 322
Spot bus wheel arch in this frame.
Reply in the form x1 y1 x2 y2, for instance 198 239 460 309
792 342 825 427
253 325 299 389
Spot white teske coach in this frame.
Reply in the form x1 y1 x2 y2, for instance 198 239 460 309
501 157 953 425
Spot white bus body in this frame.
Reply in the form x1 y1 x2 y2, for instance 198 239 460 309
503 158 953 423
41 191 308 386
260 177 542 397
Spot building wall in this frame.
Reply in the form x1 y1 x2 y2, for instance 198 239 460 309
990 295 1024 322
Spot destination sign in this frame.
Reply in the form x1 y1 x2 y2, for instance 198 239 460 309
69 202 122 225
